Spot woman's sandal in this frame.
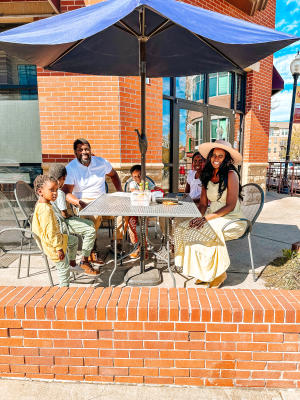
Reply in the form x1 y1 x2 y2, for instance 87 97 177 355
195 279 209 288
208 272 227 288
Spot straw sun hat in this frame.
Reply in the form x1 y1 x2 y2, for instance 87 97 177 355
198 140 243 165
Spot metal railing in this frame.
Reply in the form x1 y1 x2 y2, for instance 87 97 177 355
266 161 300 196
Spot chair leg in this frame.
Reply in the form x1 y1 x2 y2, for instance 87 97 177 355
27 238 32 277
17 254 22 278
27 255 31 277
43 254 54 286
247 233 256 282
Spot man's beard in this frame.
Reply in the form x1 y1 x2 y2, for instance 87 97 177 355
79 155 91 165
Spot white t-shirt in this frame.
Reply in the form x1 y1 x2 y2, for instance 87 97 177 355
187 169 202 200
65 156 112 199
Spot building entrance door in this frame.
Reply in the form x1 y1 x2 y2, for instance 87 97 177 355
171 101 234 193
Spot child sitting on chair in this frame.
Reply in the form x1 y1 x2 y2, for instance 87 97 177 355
48 164 99 277
126 164 159 259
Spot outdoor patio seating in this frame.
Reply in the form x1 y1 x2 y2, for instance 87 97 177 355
0 191 53 285
223 183 264 281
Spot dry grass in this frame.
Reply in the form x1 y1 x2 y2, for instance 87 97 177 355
261 254 300 290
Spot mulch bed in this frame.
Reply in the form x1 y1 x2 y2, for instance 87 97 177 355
261 254 300 290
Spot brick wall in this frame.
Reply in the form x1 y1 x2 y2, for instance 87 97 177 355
37 0 276 170
1 286 300 389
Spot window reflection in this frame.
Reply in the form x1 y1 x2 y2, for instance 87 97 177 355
178 108 204 191
210 116 230 142
176 75 204 103
163 77 171 96
162 99 171 191
209 72 232 108
176 77 187 99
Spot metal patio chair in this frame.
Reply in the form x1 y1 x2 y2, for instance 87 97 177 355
222 183 264 281
14 181 37 227
0 191 53 285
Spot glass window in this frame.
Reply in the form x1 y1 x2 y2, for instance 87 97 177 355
18 65 37 86
176 77 187 99
235 73 245 112
162 99 171 191
18 65 38 100
194 119 203 147
218 72 231 96
274 148 277 153
209 73 217 97
192 75 204 102
268 148 271 152
274 138 277 144
163 78 171 96
210 119 218 141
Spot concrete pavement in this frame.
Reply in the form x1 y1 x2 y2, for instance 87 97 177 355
0 191 299 288
2 378 300 400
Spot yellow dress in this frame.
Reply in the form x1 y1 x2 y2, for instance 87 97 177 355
32 203 68 263
174 179 247 282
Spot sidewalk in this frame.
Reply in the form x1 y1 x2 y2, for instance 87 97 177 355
1 191 299 288
2 379 300 400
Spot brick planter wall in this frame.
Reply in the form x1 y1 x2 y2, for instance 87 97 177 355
0 286 300 388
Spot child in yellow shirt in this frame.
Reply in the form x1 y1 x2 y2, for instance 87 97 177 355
32 175 80 287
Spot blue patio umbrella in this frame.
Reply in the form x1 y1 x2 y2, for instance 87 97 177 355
0 0 298 284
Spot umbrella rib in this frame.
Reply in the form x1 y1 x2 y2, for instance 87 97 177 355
191 32 243 71
147 19 174 39
115 23 138 38
46 38 86 69
118 20 140 38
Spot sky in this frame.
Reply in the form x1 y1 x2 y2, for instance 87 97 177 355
271 0 300 122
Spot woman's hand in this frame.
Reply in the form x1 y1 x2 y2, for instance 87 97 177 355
189 216 207 229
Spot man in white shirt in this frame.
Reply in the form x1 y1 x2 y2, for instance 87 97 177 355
63 138 123 264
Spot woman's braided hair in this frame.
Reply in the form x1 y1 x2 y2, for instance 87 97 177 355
33 175 57 195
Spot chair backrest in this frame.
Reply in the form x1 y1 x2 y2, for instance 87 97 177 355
124 176 155 192
0 191 20 227
14 181 37 222
0 191 22 249
240 183 264 225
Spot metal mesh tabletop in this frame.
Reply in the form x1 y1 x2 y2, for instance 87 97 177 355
79 193 201 218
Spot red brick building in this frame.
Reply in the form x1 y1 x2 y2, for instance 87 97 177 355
0 0 277 191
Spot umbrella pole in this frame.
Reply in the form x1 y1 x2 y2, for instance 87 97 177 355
140 38 147 274
125 20 161 286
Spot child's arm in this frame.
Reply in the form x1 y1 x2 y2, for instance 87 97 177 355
185 182 190 194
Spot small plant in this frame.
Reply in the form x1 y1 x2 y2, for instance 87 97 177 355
282 248 298 260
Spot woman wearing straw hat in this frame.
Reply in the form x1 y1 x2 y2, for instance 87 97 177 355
174 140 247 288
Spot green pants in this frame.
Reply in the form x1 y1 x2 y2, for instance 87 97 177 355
65 216 96 258
55 234 78 287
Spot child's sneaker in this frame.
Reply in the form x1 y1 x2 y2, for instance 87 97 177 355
79 261 101 276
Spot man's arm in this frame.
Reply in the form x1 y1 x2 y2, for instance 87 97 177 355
62 184 87 208
106 168 122 192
